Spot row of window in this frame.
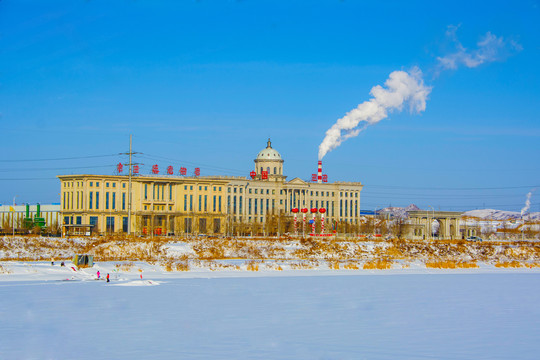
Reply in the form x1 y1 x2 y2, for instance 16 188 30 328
64 215 128 232
64 191 358 218
227 187 359 199
339 200 359 218
229 216 361 224
65 181 128 189
226 196 358 218
64 191 127 211
259 166 281 175
183 185 222 192
182 195 223 213
143 184 224 201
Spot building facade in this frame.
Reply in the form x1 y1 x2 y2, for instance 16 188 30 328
0 204 61 232
58 140 363 235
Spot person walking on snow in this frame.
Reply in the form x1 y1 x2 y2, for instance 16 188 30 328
97 271 100 280
106 273 110 283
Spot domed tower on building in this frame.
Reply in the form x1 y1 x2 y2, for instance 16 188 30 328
254 139 286 182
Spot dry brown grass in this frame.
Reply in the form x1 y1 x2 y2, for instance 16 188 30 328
175 261 190 271
0 264 12 274
343 262 359 270
246 260 259 271
290 261 316 270
115 262 134 272
425 260 479 269
3 235 540 271
363 259 392 270
329 261 340 270
207 261 240 271
495 260 523 268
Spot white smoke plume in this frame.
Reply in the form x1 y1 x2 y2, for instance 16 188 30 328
521 190 535 217
437 25 522 71
318 67 431 160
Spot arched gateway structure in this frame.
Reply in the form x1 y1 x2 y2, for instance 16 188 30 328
405 210 463 240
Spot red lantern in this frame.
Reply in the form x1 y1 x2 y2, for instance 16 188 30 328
291 208 299 213
301 208 308 213
319 208 326 214
310 208 318 213
249 171 256 179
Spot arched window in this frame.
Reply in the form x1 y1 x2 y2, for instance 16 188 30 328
267 167 270 174
273 167 277 174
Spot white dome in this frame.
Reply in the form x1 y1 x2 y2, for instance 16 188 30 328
256 139 282 160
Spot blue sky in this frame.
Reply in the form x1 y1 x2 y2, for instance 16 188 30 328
1 0 539 211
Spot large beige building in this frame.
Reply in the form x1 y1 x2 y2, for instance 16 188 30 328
58 140 363 235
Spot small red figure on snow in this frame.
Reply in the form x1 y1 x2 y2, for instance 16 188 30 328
106 273 110 283
97 271 100 279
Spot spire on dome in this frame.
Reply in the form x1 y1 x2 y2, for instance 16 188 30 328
267 138 272 148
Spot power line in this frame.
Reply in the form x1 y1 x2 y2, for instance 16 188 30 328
0 154 120 162
362 192 523 199
0 164 117 172
141 154 247 175
360 201 540 208
364 184 539 191
0 177 57 181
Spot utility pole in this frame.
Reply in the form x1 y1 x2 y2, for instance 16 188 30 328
128 135 132 236
120 135 141 236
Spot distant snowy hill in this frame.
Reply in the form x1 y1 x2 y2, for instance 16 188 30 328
463 209 540 221
378 205 540 221
379 204 420 218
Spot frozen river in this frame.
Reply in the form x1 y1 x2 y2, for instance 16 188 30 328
1 273 539 359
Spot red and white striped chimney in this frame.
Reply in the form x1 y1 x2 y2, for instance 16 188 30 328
317 161 322 183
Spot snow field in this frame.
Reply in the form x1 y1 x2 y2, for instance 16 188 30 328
1 271 539 359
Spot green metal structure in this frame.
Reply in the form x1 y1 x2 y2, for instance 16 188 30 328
23 203 46 230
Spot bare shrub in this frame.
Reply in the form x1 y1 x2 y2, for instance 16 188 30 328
176 261 189 271
495 261 523 268
0 264 12 274
343 262 359 270
425 261 478 269
246 260 259 271
363 259 392 270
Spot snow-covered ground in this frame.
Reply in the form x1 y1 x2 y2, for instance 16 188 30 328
1 262 540 359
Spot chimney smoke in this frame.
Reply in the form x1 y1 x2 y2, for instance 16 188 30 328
318 67 431 160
